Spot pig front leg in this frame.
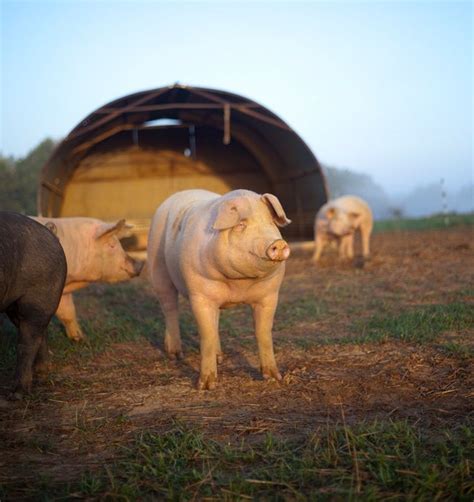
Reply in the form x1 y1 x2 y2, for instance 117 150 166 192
190 296 220 390
339 234 354 260
252 297 282 382
312 234 326 262
56 293 85 342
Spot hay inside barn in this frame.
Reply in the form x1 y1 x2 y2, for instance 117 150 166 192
39 84 327 249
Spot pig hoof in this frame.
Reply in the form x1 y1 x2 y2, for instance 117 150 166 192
262 367 282 382
8 390 24 401
197 373 217 391
35 361 53 375
0 397 13 408
167 350 184 361
68 331 86 342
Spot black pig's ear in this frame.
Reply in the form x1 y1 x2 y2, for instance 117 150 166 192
45 221 57 236
213 197 251 230
96 219 128 240
262 193 291 227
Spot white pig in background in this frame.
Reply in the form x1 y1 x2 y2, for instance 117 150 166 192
147 189 291 390
33 217 144 341
312 195 373 262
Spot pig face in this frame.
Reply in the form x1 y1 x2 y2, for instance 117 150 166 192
93 220 144 282
326 207 361 237
213 191 291 278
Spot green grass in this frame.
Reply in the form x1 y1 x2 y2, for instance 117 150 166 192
374 212 474 233
275 295 327 331
352 302 474 345
0 282 162 374
5 419 472 500
438 341 474 359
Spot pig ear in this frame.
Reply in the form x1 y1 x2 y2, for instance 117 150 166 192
262 193 291 227
213 198 251 230
117 221 134 239
348 212 361 226
326 207 336 219
95 219 127 240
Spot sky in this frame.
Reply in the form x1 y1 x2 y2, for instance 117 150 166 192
1 0 472 194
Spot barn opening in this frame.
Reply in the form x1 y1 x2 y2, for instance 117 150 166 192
39 84 328 250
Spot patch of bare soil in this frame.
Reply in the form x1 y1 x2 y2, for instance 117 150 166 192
1 228 473 490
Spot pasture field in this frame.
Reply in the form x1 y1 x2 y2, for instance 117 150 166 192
1 219 473 500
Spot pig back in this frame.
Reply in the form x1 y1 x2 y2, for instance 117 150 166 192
333 196 372 222
0 212 67 313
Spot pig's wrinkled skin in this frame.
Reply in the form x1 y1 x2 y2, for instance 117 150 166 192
33 217 144 342
147 189 291 390
312 195 373 262
0 212 67 399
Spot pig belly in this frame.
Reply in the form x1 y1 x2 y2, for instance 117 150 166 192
221 301 245 309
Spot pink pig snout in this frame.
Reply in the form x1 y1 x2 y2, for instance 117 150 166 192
126 256 145 277
266 239 290 262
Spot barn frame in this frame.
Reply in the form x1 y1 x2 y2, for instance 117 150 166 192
38 83 327 249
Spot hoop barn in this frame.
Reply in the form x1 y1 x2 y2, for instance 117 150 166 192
39 84 327 249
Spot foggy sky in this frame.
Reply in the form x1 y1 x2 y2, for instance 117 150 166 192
1 1 472 195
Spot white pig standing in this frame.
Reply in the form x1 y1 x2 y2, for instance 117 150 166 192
33 217 144 341
147 189 291 390
312 195 373 262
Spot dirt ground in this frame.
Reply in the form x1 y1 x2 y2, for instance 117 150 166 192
1 227 473 494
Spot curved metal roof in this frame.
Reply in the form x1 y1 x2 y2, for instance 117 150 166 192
39 83 328 239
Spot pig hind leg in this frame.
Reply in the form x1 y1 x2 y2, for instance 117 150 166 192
151 266 183 360
7 300 51 399
34 336 51 375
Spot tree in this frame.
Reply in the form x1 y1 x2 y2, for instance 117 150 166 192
322 164 392 219
0 138 56 214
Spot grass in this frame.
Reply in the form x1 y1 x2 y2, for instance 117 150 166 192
1 227 473 501
352 302 474 345
2 293 470 376
0 282 161 374
5 419 472 500
438 341 474 359
276 295 327 331
374 212 474 233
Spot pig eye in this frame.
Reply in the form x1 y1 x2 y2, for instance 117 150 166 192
235 221 247 231
109 239 117 248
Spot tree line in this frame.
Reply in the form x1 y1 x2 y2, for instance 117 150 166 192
1 138 471 218
0 139 56 214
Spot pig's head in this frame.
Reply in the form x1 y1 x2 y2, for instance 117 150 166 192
212 190 291 279
92 219 144 282
325 207 361 237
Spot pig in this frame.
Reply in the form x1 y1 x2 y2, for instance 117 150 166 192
147 189 291 390
312 195 373 262
33 217 144 342
0 211 67 399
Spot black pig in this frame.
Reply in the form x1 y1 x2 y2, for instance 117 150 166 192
0 211 67 399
